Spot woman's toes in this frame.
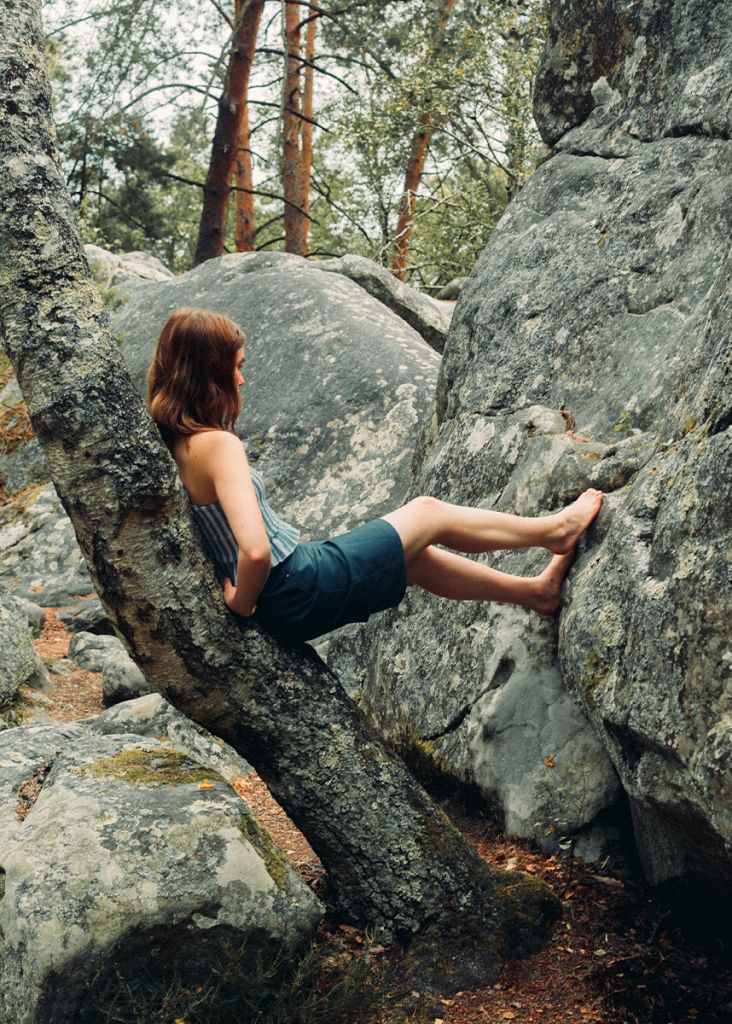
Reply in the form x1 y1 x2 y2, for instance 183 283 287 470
548 490 603 553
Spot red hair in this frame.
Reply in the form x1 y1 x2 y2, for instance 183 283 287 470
147 308 245 446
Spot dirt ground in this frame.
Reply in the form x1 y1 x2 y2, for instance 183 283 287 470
29 609 732 1024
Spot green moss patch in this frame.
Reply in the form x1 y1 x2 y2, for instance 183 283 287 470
72 746 223 787
238 814 295 895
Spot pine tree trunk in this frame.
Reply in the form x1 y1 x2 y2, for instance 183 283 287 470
235 95 257 251
300 11 318 252
194 0 263 265
281 0 308 255
391 118 432 281
234 0 265 252
0 0 560 996
390 0 455 281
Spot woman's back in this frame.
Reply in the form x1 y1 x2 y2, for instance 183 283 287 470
174 430 299 584
171 430 220 505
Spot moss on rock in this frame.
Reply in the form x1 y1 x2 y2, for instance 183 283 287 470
71 746 223 786
238 813 296 896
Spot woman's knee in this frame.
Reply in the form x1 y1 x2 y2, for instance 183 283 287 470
407 495 444 519
381 496 445 561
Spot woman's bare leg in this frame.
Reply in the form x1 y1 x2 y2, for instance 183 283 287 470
381 489 603 564
407 545 575 615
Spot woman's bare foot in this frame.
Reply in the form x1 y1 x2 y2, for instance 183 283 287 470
527 549 576 615
545 488 603 554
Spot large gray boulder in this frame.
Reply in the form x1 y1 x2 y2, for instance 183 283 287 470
0 725 322 1024
0 483 92 605
66 630 127 672
317 253 451 353
84 243 173 295
65 630 154 706
0 374 47 496
87 692 253 782
56 596 113 635
113 250 440 538
0 585 48 722
326 0 732 883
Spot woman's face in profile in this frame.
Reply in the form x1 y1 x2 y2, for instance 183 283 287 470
234 345 245 390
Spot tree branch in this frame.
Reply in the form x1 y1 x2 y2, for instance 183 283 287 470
255 47 357 94
162 171 318 222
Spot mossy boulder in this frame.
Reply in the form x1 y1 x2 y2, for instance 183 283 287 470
0 727 323 1023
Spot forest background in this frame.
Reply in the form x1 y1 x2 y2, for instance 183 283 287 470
43 0 547 291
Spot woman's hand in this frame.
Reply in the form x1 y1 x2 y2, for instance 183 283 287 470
222 578 256 618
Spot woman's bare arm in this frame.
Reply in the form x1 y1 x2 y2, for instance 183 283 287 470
194 431 271 616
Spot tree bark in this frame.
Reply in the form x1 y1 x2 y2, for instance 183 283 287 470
234 0 265 252
195 0 264 265
391 117 432 281
0 0 560 996
390 0 455 282
281 0 309 255
234 91 257 251
300 10 318 252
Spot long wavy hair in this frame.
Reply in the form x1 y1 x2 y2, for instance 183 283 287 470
147 308 245 447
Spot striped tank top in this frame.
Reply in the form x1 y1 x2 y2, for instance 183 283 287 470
190 467 299 585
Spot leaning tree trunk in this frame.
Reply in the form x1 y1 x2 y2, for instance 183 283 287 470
194 0 263 265
0 0 560 996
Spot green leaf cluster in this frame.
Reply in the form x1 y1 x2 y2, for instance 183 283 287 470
46 0 547 287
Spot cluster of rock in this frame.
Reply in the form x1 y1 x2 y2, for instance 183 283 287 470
326 0 732 889
0 703 322 1023
3 6 731 1013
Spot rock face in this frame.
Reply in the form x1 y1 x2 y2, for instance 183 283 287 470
0 724 322 1024
435 277 466 301
0 484 92 605
0 585 48 718
0 373 47 496
326 0 732 883
66 630 153 706
113 250 440 539
317 253 451 353
84 243 173 293
534 0 732 146
88 692 253 782
56 596 113 636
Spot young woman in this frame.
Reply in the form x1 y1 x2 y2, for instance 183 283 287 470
147 308 603 643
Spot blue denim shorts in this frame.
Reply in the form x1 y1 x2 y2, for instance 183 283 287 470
254 518 407 642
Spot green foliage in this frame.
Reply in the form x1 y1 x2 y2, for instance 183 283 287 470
47 0 547 285
309 0 548 287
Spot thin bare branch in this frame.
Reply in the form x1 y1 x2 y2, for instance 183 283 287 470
205 0 234 27
162 171 318 222
256 47 357 93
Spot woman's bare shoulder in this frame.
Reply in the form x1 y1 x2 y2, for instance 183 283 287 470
186 430 244 456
